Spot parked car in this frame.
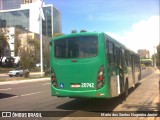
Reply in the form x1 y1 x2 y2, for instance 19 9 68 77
8 69 29 77
36 63 41 67
36 63 47 67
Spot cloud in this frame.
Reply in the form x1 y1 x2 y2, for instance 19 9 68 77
106 15 160 56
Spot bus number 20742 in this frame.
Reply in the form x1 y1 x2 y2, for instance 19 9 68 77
81 83 94 88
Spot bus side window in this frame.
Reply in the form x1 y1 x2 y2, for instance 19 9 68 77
125 50 128 66
107 41 114 65
114 45 118 65
128 52 131 66
116 47 120 65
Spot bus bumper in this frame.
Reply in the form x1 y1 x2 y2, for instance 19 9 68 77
51 85 110 98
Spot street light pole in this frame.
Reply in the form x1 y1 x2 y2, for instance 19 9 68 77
154 46 156 70
40 15 43 77
25 28 28 50
39 0 45 77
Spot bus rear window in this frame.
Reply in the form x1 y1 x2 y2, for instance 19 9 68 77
54 36 98 58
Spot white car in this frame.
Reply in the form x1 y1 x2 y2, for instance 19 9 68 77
8 69 24 77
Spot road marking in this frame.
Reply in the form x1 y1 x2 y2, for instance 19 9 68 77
0 78 50 85
20 92 42 97
7 91 49 99
0 91 52 100
8 92 41 99
0 82 50 91
0 88 12 91
42 83 50 85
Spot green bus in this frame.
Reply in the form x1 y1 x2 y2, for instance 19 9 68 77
50 32 141 98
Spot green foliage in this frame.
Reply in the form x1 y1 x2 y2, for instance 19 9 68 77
52 33 64 37
19 38 40 70
140 59 152 66
0 32 10 66
19 48 34 70
14 29 22 56
0 33 8 57
71 30 77 33
80 29 87 32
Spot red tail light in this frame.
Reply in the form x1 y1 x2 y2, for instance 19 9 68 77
51 69 58 88
97 66 105 89
99 76 103 81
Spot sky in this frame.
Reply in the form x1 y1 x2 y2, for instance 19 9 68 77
45 0 159 55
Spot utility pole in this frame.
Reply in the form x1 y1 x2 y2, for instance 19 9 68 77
38 0 45 77
154 46 156 70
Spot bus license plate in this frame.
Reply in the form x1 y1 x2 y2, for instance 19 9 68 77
70 83 81 88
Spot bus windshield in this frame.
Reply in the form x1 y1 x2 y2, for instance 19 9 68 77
54 36 98 58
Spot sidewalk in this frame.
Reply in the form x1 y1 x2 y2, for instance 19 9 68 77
61 70 160 120
0 72 50 85
0 77 50 85
0 73 8 77
0 72 44 77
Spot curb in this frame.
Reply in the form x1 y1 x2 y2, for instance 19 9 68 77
0 77 50 85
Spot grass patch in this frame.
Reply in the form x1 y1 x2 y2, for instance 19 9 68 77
0 77 30 82
0 67 15 73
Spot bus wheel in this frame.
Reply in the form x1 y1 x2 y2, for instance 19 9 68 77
125 79 129 97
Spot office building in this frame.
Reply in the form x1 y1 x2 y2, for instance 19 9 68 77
0 2 62 37
0 26 51 65
138 49 150 58
0 0 22 10
0 0 39 10
0 2 61 62
23 0 39 4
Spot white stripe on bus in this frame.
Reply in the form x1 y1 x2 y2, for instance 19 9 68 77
117 75 120 95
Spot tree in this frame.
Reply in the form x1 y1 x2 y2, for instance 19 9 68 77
140 58 152 66
14 28 22 56
80 29 87 32
4 57 14 67
19 38 40 70
19 48 34 70
28 38 40 64
52 33 64 37
0 32 9 66
71 30 77 33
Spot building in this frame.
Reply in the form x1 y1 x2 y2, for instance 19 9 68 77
0 0 39 10
0 27 50 64
0 1 61 65
19 31 50 51
0 2 62 36
0 2 62 37
0 27 28 58
137 49 150 58
0 0 23 10
0 18 6 27
23 0 39 4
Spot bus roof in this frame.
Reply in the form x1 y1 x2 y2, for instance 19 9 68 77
52 32 139 56
104 33 138 55
52 32 100 40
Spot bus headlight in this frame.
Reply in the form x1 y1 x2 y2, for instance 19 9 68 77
51 68 58 88
97 66 105 90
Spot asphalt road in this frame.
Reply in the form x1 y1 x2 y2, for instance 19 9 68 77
0 67 159 120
